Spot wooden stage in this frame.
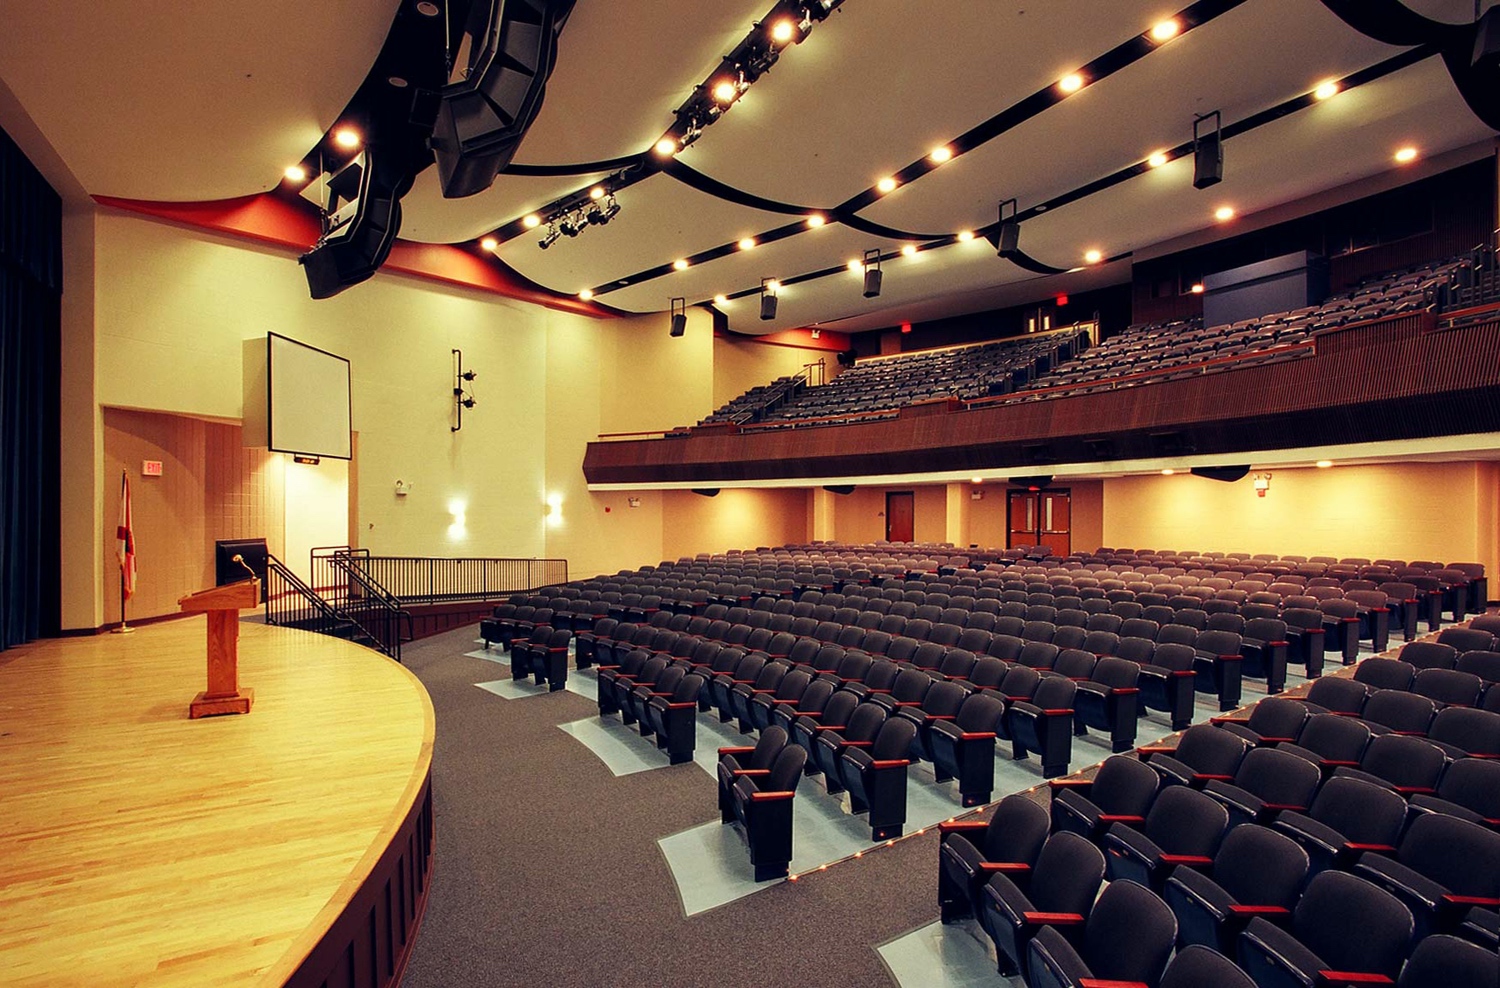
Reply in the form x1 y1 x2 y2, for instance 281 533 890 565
0 618 435 988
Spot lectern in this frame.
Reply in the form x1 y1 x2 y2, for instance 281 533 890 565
179 578 260 719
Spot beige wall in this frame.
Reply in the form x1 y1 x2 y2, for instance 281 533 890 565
1102 462 1499 575
1070 480 1105 554
711 334 842 408
827 485 952 545
598 307 715 434
660 488 809 560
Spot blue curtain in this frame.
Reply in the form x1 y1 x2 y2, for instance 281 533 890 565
0 125 62 648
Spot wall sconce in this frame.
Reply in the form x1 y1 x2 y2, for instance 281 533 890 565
1253 472 1272 497
545 492 563 527
451 348 477 432
394 479 412 497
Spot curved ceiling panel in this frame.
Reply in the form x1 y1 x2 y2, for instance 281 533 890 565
400 166 612 243
859 0 1400 235
1014 57 1491 270
0 0 398 200
493 172 789 300
679 0 1169 208
510 0 766 166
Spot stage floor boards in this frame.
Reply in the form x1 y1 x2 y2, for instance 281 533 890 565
0 618 433 988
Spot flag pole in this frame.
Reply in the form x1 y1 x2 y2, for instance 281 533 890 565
113 468 135 634
114 569 133 634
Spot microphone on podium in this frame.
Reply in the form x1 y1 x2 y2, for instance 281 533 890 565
231 554 258 581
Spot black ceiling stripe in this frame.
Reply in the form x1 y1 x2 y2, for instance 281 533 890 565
659 158 820 215
501 154 647 177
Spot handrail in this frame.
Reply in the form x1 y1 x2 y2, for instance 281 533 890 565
319 549 568 605
264 553 369 648
317 549 412 663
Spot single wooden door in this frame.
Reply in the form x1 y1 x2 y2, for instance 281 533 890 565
886 491 915 542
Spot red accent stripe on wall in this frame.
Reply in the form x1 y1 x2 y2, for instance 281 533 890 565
714 327 850 352
92 192 620 319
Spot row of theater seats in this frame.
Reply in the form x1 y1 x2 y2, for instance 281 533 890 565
937 677 1500 988
699 331 1089 428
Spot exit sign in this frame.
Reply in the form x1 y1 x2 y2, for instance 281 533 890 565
141 460 163 477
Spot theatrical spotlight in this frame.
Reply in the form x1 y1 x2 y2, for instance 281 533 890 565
760 277 779 320
862 248 882 298
559 213 582 237
538 224 560 249
596 195 620 223
1193 110 1223 189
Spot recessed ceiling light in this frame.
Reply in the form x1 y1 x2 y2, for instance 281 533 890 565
1315 459 1334 468
333 128 360 149
387 76 409 89
480 237 498 251
846 259 864 273
1059 73 1085 94
1150 19 1180 41
284 165 307 182
673 259 689 271
1147 151 1168 168
766 279 781 292
1161 468 1175 476
1084 249 1104 264
876 176 898 194
770 18 796 43
929 145 953 163
713 294 729 305
1314 80 1339 100
522 214 541 229
416 1 440 16
1190 283 1205 294
956 230 975 242
1394 146 1418 163
806 214 826 228
1214 205 1235 221
738 237 756 250
654 138 677 156
713 80 737 103
577 289 593 300
589 186 605 200
901 244 918 256
971 477 983 484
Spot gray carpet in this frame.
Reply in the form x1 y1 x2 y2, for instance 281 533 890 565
397 626 950 988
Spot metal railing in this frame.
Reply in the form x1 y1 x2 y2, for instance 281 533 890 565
264 553 370 648
314 548 568 604
309 547 412 662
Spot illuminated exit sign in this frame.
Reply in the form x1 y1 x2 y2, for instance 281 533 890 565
141 460 163 477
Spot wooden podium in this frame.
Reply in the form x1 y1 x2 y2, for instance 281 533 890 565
179 578 260 719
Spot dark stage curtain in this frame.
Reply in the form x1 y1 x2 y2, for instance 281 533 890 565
0 124 62 649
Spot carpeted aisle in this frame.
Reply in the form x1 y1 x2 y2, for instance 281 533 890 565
397 625 945 988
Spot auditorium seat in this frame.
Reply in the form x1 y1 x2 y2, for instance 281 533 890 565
1198 745 1321 828
937 793 1049 923
1303 676 1371 716
1397 934 1500 988
978 831 1106 977
1211 696 1311 746
1138 723 1252 789
724 744 806 882
1236 870 1414 988
791 688 859 774
1353 811 1500 942
1411 667 1484 708
1163 823 1310 955
1137 641 1199 731
839 715 917 839
1103 783 1229 891
643 671 705 764
1070 655 1141 752
927 691 1004 806
1332 733 1448 796
813 701 887 791
1272 775 1409 877
1004 673 1077 778
1049 753 1159 844
1025 879 1177 988
1355 657 1417 692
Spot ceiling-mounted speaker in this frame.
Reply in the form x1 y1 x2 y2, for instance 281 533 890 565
433 0 577 199
300 150 410 299
995 197 1020 258
691 488 720 497
1009 475 1053 491
1190 465 1250 483
1192 110 1223 190
760 293 778 320
822 484 855 495
669 297 686 337
863 267 882 298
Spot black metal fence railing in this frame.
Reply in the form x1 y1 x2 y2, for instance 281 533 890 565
264 553 364 643
312 548 568 605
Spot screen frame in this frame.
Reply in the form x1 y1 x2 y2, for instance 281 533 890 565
266 332 353 460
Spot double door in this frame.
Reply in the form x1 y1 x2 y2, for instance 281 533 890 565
1007 489 1071 557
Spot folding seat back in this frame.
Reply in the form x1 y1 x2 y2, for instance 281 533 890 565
1156 623 1198 646
914 604 944 624
954 627 991 654
1361 689 1438 735
1397 934 1500 988
1456 648 1500 684
1017 641 1059 670
1427 704 1500 756
1355 657 1416 692
1021 620 1056 643
1050 753 1159 839
1401 641 1457 670
1438 627 1495 653
1343 733 1447 794
1205 612 1245 633
1413 754 1500 823
1110 600 1145 620
1144 722 1251 787
993 615 1026 637
1283 711 1372 768
1080 630 1120 657
1027 880 1176 988
1119 618 1160 641
996 664 1042 702
927 623 963 648
965 656 1008 691
909 641 946 672
1055 608 1088 629
1412 667 1483 707
1164 823 1309 954
987 634 1024 662
938 793 1050 922
1216 695 1309 746
978 830 1107 977
937 648 977 682
885 635 920 665
1159 946 1256 988
1304 675 1370 715
1139 604 1174 626
903 618 934 642
963 611 997 633
877 613 908 636
1237 871 1414 988
860 630 894 656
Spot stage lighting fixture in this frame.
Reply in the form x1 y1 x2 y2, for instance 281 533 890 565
1192 110 1223 189
862 248 882 298
559 214 581 237
597 195 620 223
760 278 778 320
538 224 560 249
669 297 687 337
995 198 1020 258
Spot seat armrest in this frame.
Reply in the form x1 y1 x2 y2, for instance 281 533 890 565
1443 894 1500 907
871 759 910 769
1344 842 1397 854
1079 980 1148 988
1228 905 1291 916
1023 911 1085 924
749 790 795 802
1096 814 1144 824
1317 973 1393 987
1158 854 1213 866
960 731 997 740
939 820 988 834
978 862 1031 873
718 746 756 757
732 769 771 777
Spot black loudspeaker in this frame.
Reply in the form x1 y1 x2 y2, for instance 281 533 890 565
760 294 778 320
823 485 855 495
1190 465 1251 483
863 267 882 298
1009 475 1053 491
1193 132 1222 189
1475 6 1500 72
837 348 857 368
433 0 576 199
669 313 686 337
691 488 720 497
996 219 1020 256
300 150 411 299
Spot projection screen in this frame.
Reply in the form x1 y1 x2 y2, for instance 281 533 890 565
267 333 352 460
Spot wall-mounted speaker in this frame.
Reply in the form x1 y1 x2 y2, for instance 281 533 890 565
691 488 720 497
1190 465 1250 483
822 484 855 495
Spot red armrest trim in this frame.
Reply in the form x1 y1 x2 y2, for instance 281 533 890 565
839 739 874 747
1043 709 1075 716
732 769 771 777
939 820 988 834
1229 905 1291 916
718 746 755 756
1049 778 1092 788
1443 894 1500 906
1024 912 1085 924
960 731 998 741
1344 842 1396 853
978 861 1031 873
1079 981 1147 988
871 759 910 769
1317 973 1392 985
1158 854 1213 865
750 790 795 801
1097 814 1145 824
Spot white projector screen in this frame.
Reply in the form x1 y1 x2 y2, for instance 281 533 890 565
267 333 352 460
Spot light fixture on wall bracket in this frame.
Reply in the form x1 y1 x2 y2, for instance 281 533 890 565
451 348 477 432
669 297 687 337
862 248 882 298
1252 472 1272 498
